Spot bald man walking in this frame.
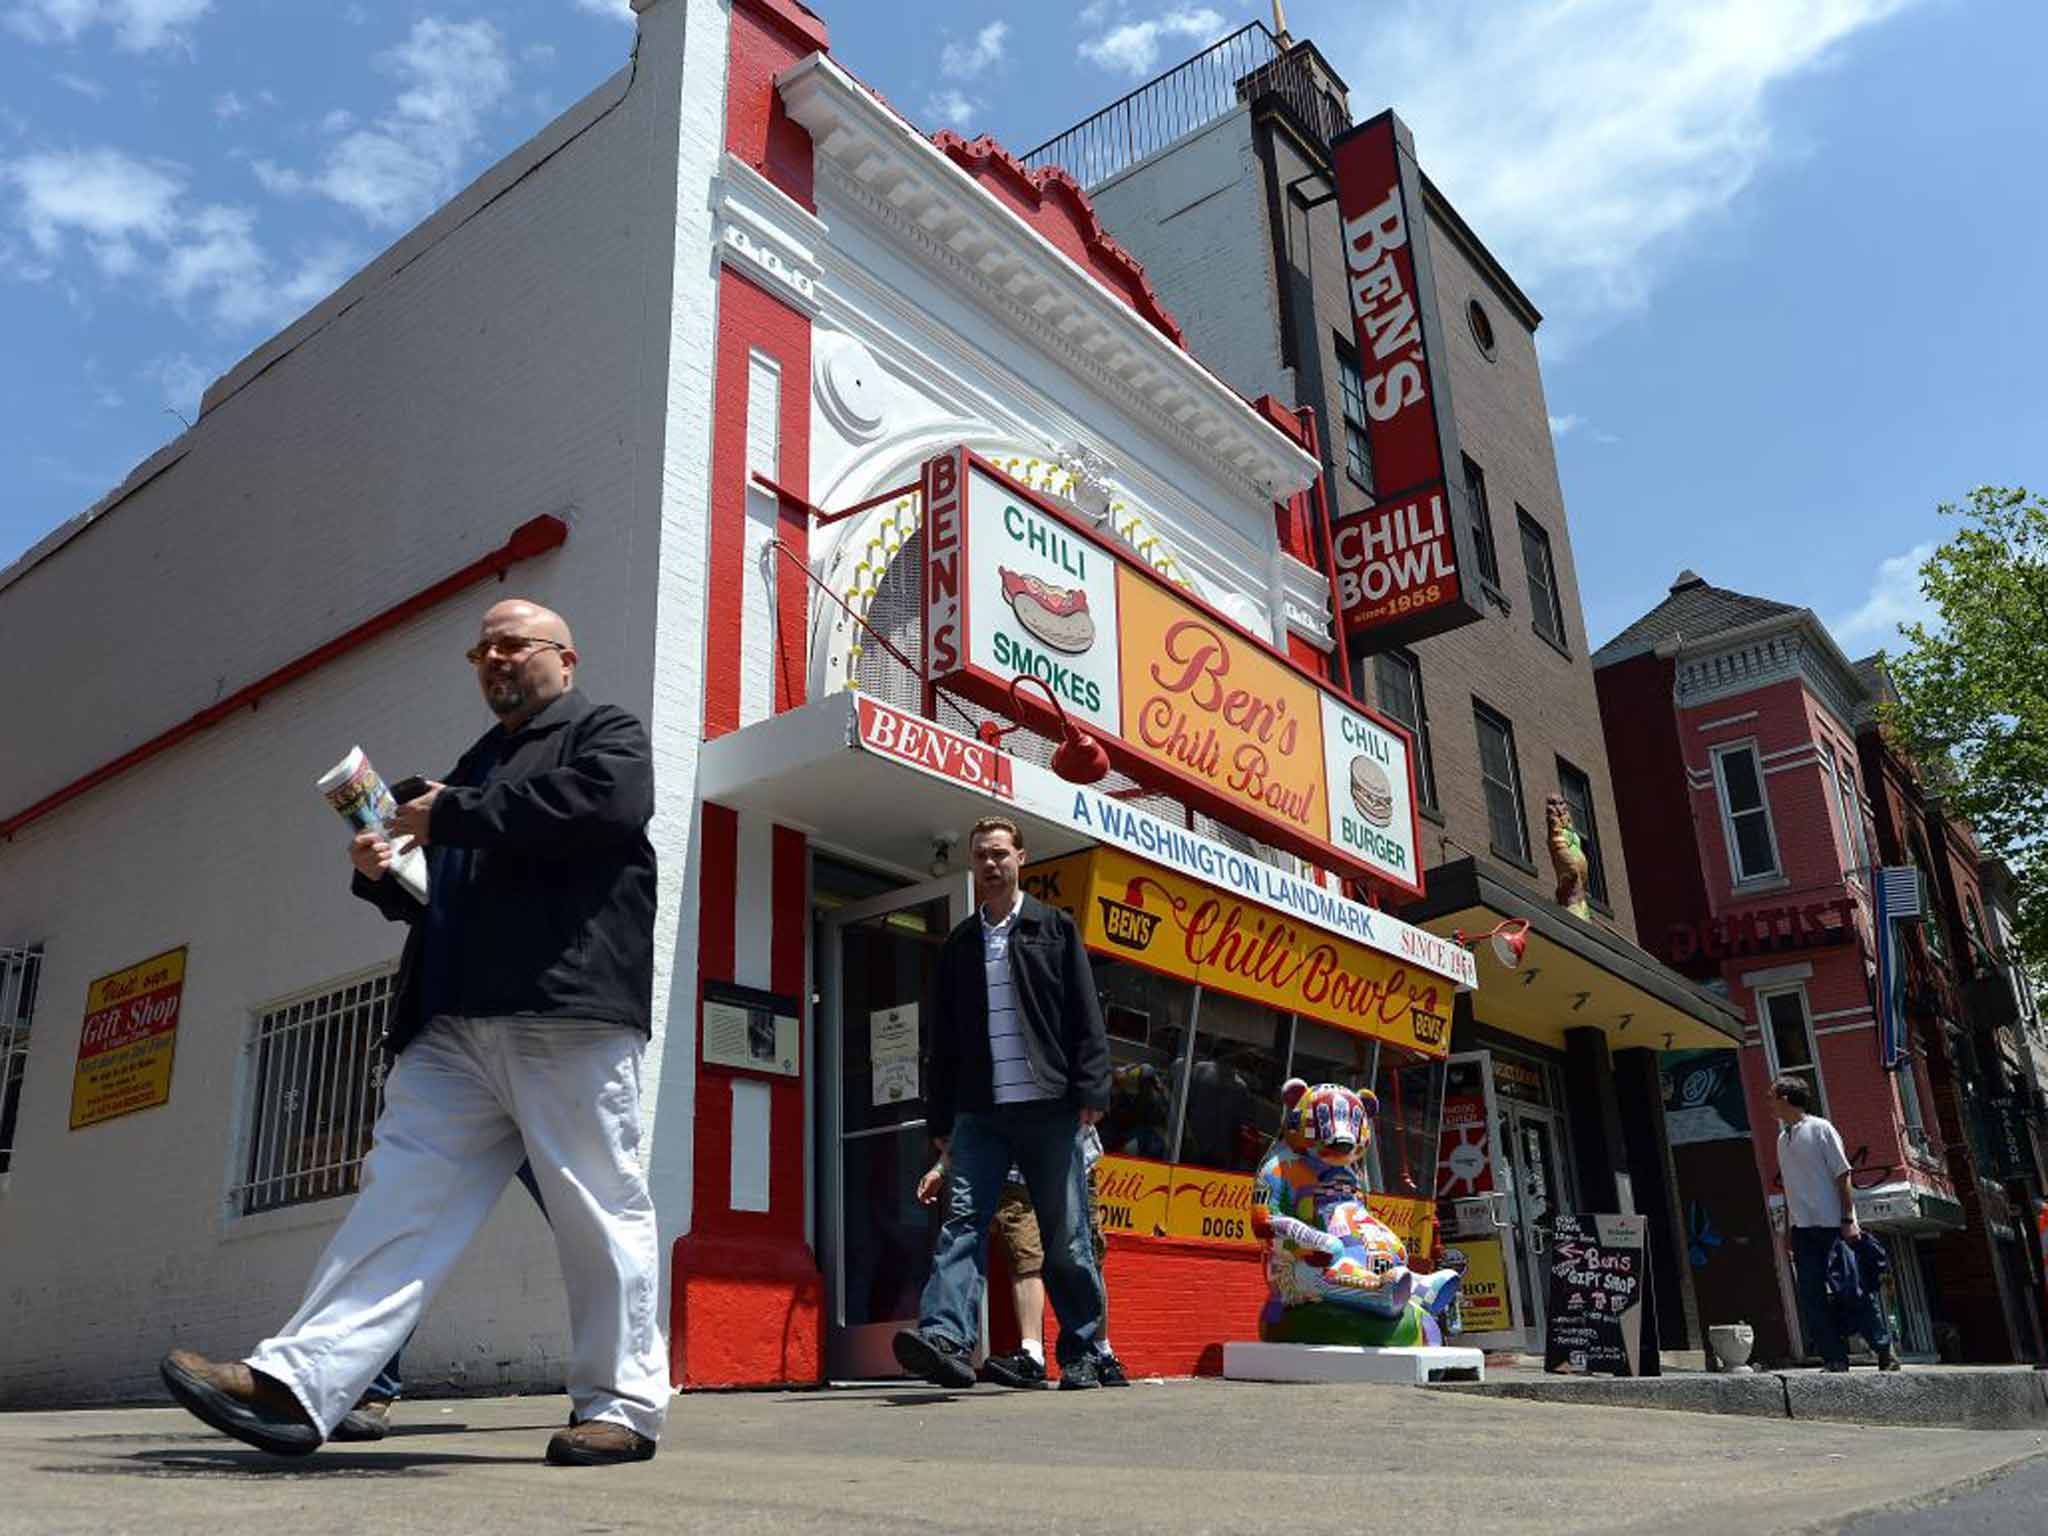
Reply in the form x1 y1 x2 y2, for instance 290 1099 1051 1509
160 600 669 1466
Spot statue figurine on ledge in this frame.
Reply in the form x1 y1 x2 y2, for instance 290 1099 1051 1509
1547 793 1592 920
1250 1080 1461 1347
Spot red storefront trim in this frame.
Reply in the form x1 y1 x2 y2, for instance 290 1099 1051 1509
1 513 567 843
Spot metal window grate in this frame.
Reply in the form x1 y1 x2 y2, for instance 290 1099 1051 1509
234 966 395 1216
0 946 43 1176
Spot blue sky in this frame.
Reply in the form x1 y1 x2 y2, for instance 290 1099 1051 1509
3 0 2040 657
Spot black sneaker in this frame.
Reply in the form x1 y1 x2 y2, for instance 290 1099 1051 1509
892 1328 977 1389
1096 1350 1131 1387
1877 1351 1903 1373
1057 1354 1101 1390
979 1350 1049 1389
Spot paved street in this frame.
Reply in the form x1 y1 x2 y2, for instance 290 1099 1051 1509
3 1379 2043 1535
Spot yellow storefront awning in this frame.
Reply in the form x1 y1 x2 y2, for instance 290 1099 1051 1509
1025 845 1452 1058
1402 858 1743 1052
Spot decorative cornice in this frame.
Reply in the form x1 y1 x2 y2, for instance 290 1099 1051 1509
775 53 1320 505
1670 610 1868 734
1278 551 1335 653
929 131 1186 348
713 152 825 313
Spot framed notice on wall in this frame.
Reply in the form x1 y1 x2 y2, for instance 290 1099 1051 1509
71 946 188 1130
701 980 800 1077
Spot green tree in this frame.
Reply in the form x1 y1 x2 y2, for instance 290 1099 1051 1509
1882 485 2048 974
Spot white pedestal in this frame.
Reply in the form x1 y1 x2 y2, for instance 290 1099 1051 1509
1221 1341 1486 1385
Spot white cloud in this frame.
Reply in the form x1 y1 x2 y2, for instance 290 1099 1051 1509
3 147 182 274
572 0 634 23
7 0 213 52
1079 6 1224 78
1831 541 1938 650
1 145 355 332
1326 0 1919 350
1548 413 1583 438
941 20 1008 79
257 17 514 229
212 90 246 120
925 89 978 131
523 41 558 64
319 108 355 135
55 71 106 100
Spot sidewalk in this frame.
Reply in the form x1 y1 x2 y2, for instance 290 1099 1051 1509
1443 1356 2048 1430
4 1377 2044 1535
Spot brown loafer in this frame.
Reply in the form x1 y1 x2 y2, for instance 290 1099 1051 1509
160 1349 321 1456
545 1418 657 1466
331 1395 395 1441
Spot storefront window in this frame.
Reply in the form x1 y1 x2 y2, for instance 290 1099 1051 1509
1090 956 1193 1163
1175 989 1290 1173
1288 1017 1378 1098
1370 1044 1445 1200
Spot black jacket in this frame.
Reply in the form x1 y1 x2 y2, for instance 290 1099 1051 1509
927 891 1110 1140
353 690 657 1053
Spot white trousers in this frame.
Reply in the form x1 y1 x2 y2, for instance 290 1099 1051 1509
245 1016 669 1440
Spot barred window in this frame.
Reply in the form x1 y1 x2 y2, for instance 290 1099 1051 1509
235 966 394 1216
1 946 43 1177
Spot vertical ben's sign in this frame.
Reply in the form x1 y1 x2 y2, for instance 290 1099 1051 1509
71 946 187 1130
1327 110 1483 648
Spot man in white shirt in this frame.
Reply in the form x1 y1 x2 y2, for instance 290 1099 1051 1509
1769 1075 1898 1372
894 816 1112 1391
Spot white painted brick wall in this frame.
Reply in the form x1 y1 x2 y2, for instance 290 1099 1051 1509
0 0 728 1408
1085 107 1290 410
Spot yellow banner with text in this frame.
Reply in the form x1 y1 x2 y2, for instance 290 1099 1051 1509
1025 846 1451 1057
1094 1153 1435 1261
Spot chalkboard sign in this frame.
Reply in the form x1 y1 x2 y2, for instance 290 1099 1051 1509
1544 1213 1650 1376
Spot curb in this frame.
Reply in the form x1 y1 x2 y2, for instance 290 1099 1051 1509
1432 1369 2048 1431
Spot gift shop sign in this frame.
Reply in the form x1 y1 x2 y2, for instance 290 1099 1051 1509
1326 109 1483 649
71 946 186 1130
1027 848 1452 1058
923 448 1425 897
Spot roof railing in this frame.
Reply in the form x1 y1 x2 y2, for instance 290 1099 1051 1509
1022 21 1348 190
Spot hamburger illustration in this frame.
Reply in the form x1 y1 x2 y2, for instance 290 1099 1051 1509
999 567 1095 654
1349 755 1394 828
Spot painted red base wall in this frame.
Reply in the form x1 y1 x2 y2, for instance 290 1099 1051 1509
989 1237 1270 1377
671 1233 823 1388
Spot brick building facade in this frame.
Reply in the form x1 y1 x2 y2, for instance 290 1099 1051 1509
1028 27 1740 1358
1596 574 2042 1363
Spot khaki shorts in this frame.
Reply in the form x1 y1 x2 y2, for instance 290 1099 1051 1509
991 1172 1107 1280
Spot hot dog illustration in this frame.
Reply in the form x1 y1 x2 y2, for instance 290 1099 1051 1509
999 567 1095 654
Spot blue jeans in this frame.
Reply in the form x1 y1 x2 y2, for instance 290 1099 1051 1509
366 1158 547 1400
919 1102 1105 1366
1791 1225 1891 1366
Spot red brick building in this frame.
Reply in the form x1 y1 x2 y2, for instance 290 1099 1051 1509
1595 573 1969 1362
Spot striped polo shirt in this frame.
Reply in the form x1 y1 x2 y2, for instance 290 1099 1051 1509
982 901 1051 1104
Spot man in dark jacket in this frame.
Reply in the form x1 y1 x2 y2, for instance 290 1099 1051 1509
893 816 1114 1390
160 599 668 1466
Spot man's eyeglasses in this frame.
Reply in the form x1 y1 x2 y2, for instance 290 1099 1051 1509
465 636 567 665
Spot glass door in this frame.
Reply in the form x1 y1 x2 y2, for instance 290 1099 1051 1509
1501 1102 1573 1343
819 876 960 1380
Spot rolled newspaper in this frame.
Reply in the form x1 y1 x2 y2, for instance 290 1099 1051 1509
316 746 429 904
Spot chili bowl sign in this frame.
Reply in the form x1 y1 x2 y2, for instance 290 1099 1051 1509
924 448 1425 897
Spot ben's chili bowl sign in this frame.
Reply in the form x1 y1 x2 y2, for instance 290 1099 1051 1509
924 449 1423 897
1033 847 1452 1057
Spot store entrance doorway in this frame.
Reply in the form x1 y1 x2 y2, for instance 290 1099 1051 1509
1500 1099 1574 1342
817 871 962 1379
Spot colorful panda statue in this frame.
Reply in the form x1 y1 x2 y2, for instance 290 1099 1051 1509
1250 1078 1462 1347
